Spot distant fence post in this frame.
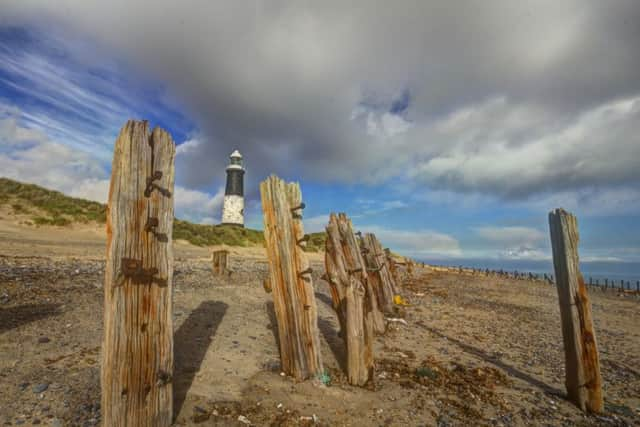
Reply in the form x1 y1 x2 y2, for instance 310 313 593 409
212 249 229 276
324 213 376 385
260 175 323 380
548 208 603 413
102 120 176 425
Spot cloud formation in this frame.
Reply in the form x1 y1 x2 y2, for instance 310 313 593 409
3 1 639 199
0 110 225 222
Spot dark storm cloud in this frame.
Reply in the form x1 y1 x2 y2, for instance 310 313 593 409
3 1 640 197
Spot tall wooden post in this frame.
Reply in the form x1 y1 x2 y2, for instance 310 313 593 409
212 249 229 276
102 120 176 426
548 208 603 413
260 175 323 380
324 213 377 385
360 233 396 313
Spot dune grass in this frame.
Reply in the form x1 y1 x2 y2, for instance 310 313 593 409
0 177 326 251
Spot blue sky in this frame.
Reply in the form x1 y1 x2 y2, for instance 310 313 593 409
1 2 639 264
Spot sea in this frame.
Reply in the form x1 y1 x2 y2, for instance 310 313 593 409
418 258 640 289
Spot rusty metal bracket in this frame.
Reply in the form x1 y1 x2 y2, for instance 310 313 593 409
290 202 305 219
290 202 306 213
144 217 159 232
121 258 165 286
144 171 171 198
298 267 313 279
144 217 168 242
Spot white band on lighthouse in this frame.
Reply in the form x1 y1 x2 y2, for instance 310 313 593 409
221 149 245 226
222 194 244 225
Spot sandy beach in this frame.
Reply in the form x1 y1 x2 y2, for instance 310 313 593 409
0 218 639 426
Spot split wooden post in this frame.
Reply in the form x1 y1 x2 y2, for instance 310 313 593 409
211 249 229 276
383 248 400 284
102 120 176 426
548 208 603 413
260 175 323 380
360 233 397 313
324 213 377 385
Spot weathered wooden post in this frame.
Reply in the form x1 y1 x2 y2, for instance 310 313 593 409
260 175 323 380
324 213 376 385
211 249 229 276
360 233 397 314
384 248 399 284
102 120 176 425
548 208 603 413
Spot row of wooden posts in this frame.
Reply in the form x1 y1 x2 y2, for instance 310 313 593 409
100 121 603 425
260 176 403 386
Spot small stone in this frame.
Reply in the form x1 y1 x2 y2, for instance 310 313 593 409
32 383 49 394
237 415 251 425
32 420 41 425
38 337 50 344
18 382 29 391
51 419 63 427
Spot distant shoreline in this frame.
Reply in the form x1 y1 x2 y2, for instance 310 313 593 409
419 258 640 286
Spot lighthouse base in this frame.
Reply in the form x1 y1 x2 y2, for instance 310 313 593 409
221 195 244 226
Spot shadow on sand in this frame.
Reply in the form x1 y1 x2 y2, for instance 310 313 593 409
173 300 228 418
417 322 564 397
0 303 62 333
314 292 349 374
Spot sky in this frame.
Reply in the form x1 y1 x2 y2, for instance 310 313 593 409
1 1 639 264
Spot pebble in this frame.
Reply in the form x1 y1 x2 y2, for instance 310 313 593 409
51 419 62 427
32 384 49 394
37 337 50 344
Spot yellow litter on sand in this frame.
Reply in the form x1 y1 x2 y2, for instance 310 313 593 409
394 294 409 306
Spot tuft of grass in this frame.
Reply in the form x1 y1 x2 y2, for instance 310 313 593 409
0 177 106 223
173 220 264 247
304 232 326 252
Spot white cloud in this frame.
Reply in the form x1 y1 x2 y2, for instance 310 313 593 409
0 113 109 197
176 137 201 156
1 110 225 224
362 225 462 259
4 1 637 198
409 95 640 198
68 178 110 202
473 226 545 246
471 225 549 261
303 214 330 233
174 185 225 224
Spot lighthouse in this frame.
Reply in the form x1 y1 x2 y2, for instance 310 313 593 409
221 150 245 226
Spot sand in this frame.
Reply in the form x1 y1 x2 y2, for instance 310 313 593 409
0 217 638 426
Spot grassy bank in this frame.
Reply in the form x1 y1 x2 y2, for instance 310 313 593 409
0 177 326 251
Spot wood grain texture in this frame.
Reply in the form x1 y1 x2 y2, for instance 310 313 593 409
384 248 399 285
360 233 397 314
324 213 375 385
260 176 323 380
549 208 603 413
102 120 175 426
212 250 229 276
